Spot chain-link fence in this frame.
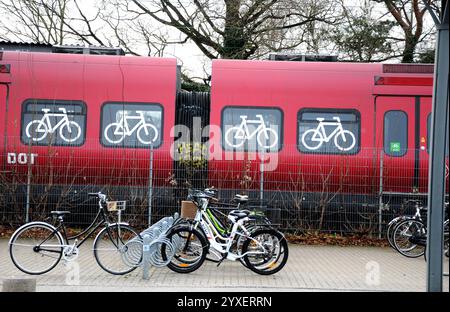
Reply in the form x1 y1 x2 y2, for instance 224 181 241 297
1 136 448 236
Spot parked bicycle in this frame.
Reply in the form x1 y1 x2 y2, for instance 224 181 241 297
386 199 425 251
25 107 81 143
388 200 449 259
161 188 288 275
9 192 140 275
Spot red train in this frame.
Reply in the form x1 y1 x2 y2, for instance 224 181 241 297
0 50 445 196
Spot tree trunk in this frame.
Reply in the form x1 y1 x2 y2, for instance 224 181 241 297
402 33 418 63
222 0 246 59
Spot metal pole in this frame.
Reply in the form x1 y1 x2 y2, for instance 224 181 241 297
148 144 154 226
378 150 384 239
260 148 264 209
25 164 31 223
425 2 449 291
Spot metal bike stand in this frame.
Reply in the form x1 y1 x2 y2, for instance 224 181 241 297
139 214 178 280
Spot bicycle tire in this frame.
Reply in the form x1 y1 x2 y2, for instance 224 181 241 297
392 219 426 258
387 216 408 250
161 225 208 274
9 222 64 275
25 120 48 142
93 224 141 275
242 228 288 275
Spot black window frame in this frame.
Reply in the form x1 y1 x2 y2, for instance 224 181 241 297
100 101 164 149
297 108 361 155
383 110 408 157
20 98 87 147
220 105 284 152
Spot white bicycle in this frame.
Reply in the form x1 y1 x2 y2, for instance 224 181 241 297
104 111 159 145
25 108 81 143
301 116 356 151
224 114 278 149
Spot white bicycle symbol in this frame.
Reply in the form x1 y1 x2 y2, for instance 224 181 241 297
224 114 278 149
104 110 159 145
25 108 81 143
301 116 356 151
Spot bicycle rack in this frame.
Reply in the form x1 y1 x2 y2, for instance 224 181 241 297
123 213 180 280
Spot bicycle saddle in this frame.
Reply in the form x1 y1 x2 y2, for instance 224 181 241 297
229 209 250 219
50 211 71 217
234 194 249 203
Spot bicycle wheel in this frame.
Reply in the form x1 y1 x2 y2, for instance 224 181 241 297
393 219 426 258
161 226 208 274
386 216 405 249
93 224 141 275
301 129 323 150
137 124 158 145
104 123 125 144
334 130 356 151
59 121 81 143
224 127 246 149
257 128 278 149
9 222 64 275
242 228 288 275
25 120 48 142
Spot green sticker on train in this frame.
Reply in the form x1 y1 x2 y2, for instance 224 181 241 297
390 142 401 152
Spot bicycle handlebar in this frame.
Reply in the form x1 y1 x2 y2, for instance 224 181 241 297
88 192 107 201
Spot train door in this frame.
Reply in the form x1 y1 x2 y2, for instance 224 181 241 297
419 97 449 193
418 97 432 193
375 96 417 193
0 84 7 171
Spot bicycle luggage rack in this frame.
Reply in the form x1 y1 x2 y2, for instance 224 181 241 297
123 213 180 280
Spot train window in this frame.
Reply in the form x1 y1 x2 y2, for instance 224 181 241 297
384 110 407 157
221 106 283 152
101 102 163 148
21 99 86 146
297 109 360 154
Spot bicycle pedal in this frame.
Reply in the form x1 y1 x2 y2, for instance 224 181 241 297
216 254 228 267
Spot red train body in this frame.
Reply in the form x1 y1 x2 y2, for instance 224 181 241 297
0 51 444 196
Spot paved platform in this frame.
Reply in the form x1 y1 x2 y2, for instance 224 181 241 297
0 239 448 292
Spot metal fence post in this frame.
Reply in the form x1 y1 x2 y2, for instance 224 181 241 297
378 150 384 239
25 164 32 223
260 148 265 209
424 1 449 291
148 144 154 226
142 234 151 280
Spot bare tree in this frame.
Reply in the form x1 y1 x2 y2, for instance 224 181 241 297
0 0 69 44
329 0 399 62
125 0 339 59
0 0 170 57
374 0 438 63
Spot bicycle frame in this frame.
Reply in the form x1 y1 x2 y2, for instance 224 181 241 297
35 201 128 254
37 108 71 133
312 117 345 142
234 115 268 140
191 199 267 261
115 111 146 135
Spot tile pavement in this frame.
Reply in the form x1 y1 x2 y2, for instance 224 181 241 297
0 239 448 292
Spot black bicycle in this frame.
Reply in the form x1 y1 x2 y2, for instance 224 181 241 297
9 192 141 275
